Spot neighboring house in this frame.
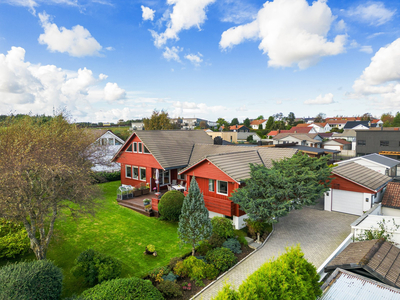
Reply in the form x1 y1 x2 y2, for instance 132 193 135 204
320 268 400 300
326 117 361 122
381 182 400 217
344 121 376 130
308 122 331 133
179 146 298 229
207 131 238 143
318 132 333 139
266 130 279 138
337 153 400 177
131 122 144 130
356 128 400 159
229 125 250 132
324 239 400 289
323 139 352 151
326 120 348 129
112 130 213 191
170 118 211 130
331 129 357 150
304 117 315 124
90 130 125 172
207 120 218 128
288 126 317 134
371 119 383 127
250 119 267 130
280 144 339 159
324 162 391 215
273 133 323 147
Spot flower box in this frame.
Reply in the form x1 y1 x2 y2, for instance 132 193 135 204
141 188 150 195
133 189 142 197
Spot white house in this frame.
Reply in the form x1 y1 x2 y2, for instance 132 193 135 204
323 139 352 151
273 133 322 148
91 130 125 172
250 119 267 130
309 123 331 133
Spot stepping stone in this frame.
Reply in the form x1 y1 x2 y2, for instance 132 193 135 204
248 242 262 250
245 237 254 244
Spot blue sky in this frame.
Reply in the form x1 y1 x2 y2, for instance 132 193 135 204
0 0 399 123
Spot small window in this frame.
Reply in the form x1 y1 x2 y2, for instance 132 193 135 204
380 140 389 146
133 142 137 153
138 143 143 153
209 179 215 192
140 167 146 181
108 138 114 145
126 144 133 152
144 145 150 154
132 166 138 179
163 170 170 185
357 140 366 146
115 140 122 146
125 165 131 178
217 181 228 195
177 169 186 180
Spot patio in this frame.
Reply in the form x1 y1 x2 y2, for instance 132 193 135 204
118 192 164 217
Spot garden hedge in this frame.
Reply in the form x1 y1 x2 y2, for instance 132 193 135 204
0 260 63 300
158 190 184 221
0 218 30 258
81 277 164 300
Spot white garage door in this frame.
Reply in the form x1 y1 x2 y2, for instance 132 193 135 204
332 189 363 216
324 145 340 151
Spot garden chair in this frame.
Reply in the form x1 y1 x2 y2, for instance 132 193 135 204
172 180 177 185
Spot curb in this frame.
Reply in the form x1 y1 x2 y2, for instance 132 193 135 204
190 225 276 300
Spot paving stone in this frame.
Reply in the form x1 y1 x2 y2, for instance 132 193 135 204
248 242 261 250
193 208 358 300
244 237 254 244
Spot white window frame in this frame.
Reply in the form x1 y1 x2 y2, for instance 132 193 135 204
177 168 186 180
217 180 228 196
132 166 139 180
161 170 171 185
138 142 143 153
209 179 215 192
133 142 137 153
140 167 146 181
143 145 151 154
125 165 131 178
126 143 133 152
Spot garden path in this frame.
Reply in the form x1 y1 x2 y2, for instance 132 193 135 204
193 207 358 299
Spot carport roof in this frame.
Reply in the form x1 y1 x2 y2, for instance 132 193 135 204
332 162 391 192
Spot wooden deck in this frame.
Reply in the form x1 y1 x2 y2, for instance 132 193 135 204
118 192 163 217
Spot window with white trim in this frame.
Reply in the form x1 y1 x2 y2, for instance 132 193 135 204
132 166 138 179
126 144 133 152
133 142 137 153
115 140 122 146
177 168 186 180
138 142 143 153
125 165 131 178
144 145 150 154
140 167 146 181
217 180 228 195
162 170 170 185
209 179 215 192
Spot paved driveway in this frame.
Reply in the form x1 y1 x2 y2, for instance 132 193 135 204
194 207 358 300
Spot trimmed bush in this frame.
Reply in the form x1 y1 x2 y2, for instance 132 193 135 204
183 256 207 281
208 233 226 248
149 266 169 283
81 277 164 300
71 249 121 286
212 246 322 300
173 261 188 278
206 248 237 273
205 264 219 280
168 257 182 271
0 260 63 300
157 280 183 298
211 217 235 239
92 171 121 183
158 190 184 221
0 218 30 258
222 238 242 254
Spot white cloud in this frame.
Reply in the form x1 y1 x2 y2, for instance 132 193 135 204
38 11 102 57
184 53 203 66
219 0 346 69
150 0 215 48
163 46 181 62
141 5 155 21
347 2 396 26
105 46 114 51
360 46 373 54
104 82 126 101
351 38 400 110
220 0 257 24
304 93 334 105
236 105 247 111
335 19 347 31
171 101 226 117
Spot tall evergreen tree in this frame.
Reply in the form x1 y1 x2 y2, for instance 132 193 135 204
243 118 251 127
178 177 212 256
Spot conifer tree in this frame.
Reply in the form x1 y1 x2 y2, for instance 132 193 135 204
178 176 212 256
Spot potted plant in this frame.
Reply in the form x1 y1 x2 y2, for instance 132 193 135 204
133 186 141 197
144 244 157 256
144 204 152 212
143 198 151 206
140 183 150 195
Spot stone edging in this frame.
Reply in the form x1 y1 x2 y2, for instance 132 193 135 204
190 224 276 300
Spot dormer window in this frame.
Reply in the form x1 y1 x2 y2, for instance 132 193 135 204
138 143 143 153
126 144 133 152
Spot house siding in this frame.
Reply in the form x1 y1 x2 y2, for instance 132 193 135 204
356 130 400 158
330 175 375 194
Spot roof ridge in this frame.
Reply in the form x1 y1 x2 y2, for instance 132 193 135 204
360 238 385 266
206 149 258 158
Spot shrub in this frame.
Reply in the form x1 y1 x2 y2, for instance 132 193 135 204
71 249 121 286
211 217 235 239
173 261 187 278
245 219 270 239
149 266 169 283
158 190 184 221
205 264 219 280
213 246 322 300
157 280 183 298
168 257 182 271
208 233 226 248
92 171 121 183
183 256 207 281
0 218 30 258
222 238 242 254
146 244 156 252
212 283 239 300
162 271 178 282
81 277 164 300
197 241 213 255
236 235 248 246
206 248 237 273
0 260 63 300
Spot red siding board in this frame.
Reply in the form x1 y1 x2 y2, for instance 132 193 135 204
182 160 234 182
330 175 374 193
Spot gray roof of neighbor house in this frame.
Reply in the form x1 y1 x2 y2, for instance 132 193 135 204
113 130 213 170
332 129 357 138
332 162 391 191
273 133 321 143
320 268 400 300
181 145 298 182
361 153 400 168
325 239 400 289
285 145 340 154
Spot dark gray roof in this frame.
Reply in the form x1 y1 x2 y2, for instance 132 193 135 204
344 121 371 129
332 162 391 191
181 145 297 182
362 153 400 168
285 145 340 154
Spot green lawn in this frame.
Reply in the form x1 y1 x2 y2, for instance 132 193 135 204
1 181 190 298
